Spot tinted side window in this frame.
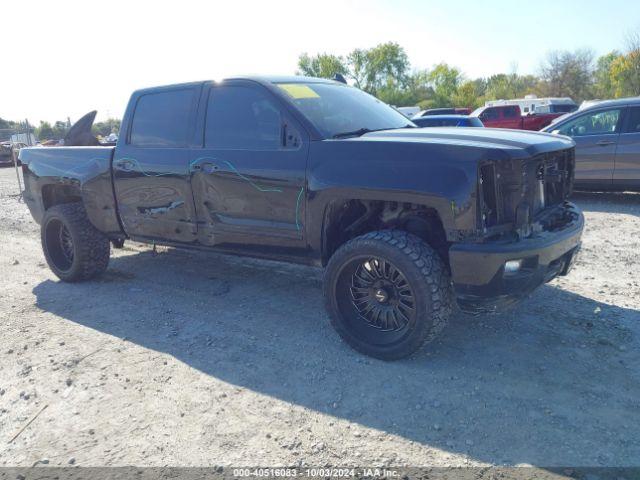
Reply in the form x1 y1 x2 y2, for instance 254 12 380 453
481 108 499 120
130 89 194 147
624 107 640 133
503 106 519 118
558 109 622 137
206 86 281 149
415 119 436 127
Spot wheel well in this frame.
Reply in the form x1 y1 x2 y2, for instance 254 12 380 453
42 184 82 211
323 199 449 266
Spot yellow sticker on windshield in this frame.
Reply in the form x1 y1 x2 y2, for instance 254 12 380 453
278 84 320 99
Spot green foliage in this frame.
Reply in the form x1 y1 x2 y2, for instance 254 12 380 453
484 73 540 101
298 42 411 99
609 36 640 97
592 51 620 98
297 53 348 79
0 118 20 130
355 42 411 96
92 118 121 137
35 120 69 141
427 63 463 107
36 121 54 140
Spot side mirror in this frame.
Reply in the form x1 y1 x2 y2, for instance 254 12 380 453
551 129 561 135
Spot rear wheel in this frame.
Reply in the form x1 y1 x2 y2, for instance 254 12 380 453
41 203 110 282
324 230 452 360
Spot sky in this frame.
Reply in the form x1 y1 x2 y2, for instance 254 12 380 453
2 0 639 124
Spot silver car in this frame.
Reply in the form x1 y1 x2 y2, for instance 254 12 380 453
541 97 640 191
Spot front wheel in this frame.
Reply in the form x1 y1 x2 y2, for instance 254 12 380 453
41 203 110 282
323 230 452 360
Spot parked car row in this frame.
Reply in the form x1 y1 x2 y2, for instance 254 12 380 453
470 104 562 130
412 115 483 128
405 97 640 191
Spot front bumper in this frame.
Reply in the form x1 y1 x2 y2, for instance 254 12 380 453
449 202 584 313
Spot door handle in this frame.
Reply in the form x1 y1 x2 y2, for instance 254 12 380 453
201 162 219 174
596 140 615 146
190 159 219 174
115 159 134 171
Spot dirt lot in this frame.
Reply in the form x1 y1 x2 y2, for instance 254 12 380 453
0 166 639 468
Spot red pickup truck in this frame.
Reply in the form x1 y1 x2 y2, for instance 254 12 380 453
471 105 563 131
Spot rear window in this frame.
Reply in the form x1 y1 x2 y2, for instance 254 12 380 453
480 107 499 120
130 89 194 147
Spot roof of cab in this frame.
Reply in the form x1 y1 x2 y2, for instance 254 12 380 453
132 76 340 95
581 96 640 110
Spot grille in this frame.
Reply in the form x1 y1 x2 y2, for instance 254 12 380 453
479 148 575 231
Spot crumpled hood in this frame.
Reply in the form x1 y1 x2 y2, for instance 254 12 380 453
346 127 575 158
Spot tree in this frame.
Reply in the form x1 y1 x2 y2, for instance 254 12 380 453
0 118 19 130
297 53 348 79
453 80 484 109
36 121 54 141
538 49 595 102
484 73 539 101
610 33 640 97
592 51 620 99
344 42 411 97
298 43 414 105
92 118 122 137
427 63 463 107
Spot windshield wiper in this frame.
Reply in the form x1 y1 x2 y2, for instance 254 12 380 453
332 128 376 139
332 124 416 139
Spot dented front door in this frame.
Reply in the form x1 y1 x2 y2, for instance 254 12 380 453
189 81 308 251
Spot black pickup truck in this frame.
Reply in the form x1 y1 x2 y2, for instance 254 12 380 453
20 76 583 359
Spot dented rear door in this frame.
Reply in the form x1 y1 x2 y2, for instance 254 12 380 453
113 85 200 243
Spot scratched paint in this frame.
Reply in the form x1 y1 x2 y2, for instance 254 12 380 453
138 200 185 216
190 157 283 193
32 157 105 178
116 157 175 177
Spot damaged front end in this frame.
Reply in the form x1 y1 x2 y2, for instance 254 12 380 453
478 148 576 241
449 147 584 313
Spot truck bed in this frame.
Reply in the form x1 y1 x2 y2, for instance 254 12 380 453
20 146 122 234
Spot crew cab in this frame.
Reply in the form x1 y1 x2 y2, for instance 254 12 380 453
471 104 563 131
20 76 583 360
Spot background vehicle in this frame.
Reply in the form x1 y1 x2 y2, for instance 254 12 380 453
471 104 563 130
396 106 421 118
414 107 472 117
541 97 640 191
412 115 483 128
486 96 577 115
0 142 13 166
20 76 582 360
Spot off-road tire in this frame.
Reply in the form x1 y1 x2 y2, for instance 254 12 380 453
324 230 452 360
41 203 110 282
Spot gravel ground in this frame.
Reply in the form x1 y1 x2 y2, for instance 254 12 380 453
0 166 639 468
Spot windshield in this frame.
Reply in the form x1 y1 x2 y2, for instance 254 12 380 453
276 82 413 138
